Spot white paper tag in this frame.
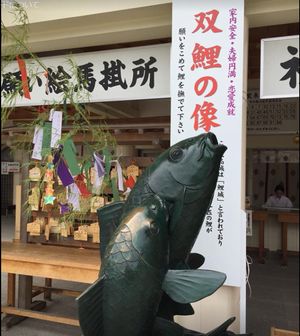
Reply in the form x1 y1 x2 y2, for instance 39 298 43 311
50 111 62 148
32 126 43 160
110 160 124 192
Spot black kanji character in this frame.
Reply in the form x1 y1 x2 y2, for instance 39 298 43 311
99 60 127 90
75 62 96 92
280 46 299 89
1 71 22 97
1 71 37 97
130 57 158 89
47 66 71 94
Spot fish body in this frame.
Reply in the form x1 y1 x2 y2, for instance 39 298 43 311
122 132 227 268
78 195 169 336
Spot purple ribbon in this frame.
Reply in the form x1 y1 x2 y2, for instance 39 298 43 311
53 151 74 187
59 202 70 215
93 153 105 178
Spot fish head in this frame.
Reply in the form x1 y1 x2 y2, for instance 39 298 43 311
148 132 227 203
131 195 170 270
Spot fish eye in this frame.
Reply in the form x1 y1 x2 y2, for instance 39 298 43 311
169 147 184 162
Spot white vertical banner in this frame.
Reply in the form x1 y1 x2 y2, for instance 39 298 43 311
171 1 245 287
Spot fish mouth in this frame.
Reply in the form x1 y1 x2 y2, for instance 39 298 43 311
205 132 227 154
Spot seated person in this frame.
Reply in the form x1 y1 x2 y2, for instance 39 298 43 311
263 184 293 208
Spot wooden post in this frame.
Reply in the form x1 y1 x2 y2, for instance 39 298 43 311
18 152 33 310
14 185 22 241
44 278 52 300
7 274 16 306
281 222 288 266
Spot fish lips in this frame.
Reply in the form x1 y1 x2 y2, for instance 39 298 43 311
205 132 227 156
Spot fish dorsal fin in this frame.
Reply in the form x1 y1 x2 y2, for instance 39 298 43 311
97 201 125 259
76 276 105 336
162 269 226 304
153 317 184 336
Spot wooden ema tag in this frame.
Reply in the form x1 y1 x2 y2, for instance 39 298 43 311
29 167 41 181
110 167 117 179
92 232 100 243
48 217 59 227
92 222 100 243
74 230 88 241
28 188 40 211
87 222 99 236
44 225 50 241
80 197 91 213
126 164 139 178
60 228 68 237
90 167 96 185
45 181 54 196
43 169 54 183
27 221 41 235
90 196 105 213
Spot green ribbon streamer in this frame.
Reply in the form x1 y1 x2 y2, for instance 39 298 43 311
111 177 120 202
103 147 112 182
62 138 81 176
82 160 92 191
41 121 52 157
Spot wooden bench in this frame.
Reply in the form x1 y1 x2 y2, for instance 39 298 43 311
277 212 299 266
1 241 100 327
271 327 299 336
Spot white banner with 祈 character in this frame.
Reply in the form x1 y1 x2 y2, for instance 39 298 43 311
171 0 245 289
1 44 170 106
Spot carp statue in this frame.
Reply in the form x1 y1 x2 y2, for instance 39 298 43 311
77 132 252 336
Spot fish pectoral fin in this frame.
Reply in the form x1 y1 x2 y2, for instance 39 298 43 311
97 201 125 259
153 317 184 336
76 276 105 336
162 269 226 304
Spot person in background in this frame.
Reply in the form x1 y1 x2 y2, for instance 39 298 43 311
264 184 293 208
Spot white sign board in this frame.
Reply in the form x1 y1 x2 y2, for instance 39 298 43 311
171 0 245 287
1 161 20 174
260 35 299 98
1 44 170 106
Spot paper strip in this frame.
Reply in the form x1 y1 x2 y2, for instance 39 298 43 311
59 203 70 215
50 111 62 148
125 175 136 189
16 56 31 99
32 126 43 160
42 121 52 156
32 125 40 144
111 177 120 202
103 147 112 179
111 160 124 192
93 153 105 177
92 175 104 195
53 152 74 187
74 174 91 198
62 138 81 176
67 183 81 211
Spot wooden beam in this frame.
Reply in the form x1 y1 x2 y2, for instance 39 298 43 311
1 306 80 327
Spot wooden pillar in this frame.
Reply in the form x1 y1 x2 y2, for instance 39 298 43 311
18 152 32 309
7 274 16 306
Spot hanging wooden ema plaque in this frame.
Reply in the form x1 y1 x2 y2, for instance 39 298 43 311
29 165 41 181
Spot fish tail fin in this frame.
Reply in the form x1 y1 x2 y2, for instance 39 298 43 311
76 276 105 336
